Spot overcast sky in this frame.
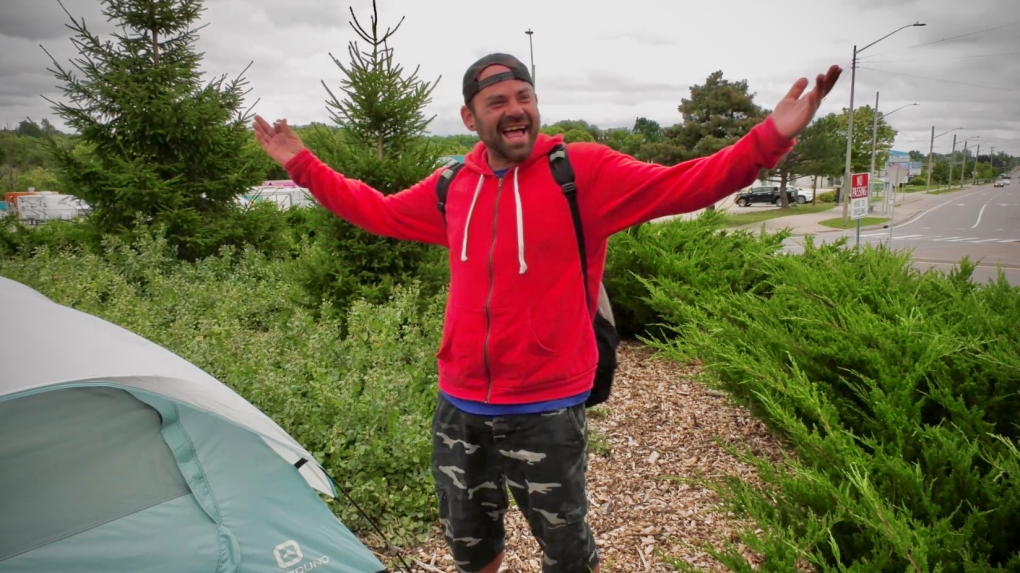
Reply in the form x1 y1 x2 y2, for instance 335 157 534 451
2 0 1018 157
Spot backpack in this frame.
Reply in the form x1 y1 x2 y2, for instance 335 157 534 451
435 144 621 408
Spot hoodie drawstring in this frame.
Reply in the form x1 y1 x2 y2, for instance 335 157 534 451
460 174 485 262
460 169 527 275
512 167 527 274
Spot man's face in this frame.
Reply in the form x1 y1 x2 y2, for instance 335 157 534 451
462 64 540 166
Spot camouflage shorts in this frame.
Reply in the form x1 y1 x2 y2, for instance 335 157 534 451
430 395 598 573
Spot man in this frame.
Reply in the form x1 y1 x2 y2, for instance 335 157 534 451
254 53 841 573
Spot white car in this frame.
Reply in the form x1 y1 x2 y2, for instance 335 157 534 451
994 180 1006 187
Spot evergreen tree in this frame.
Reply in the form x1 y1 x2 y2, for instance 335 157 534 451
769 113 844 207
673 70 767 160
292 0 448 319
42 0 261 260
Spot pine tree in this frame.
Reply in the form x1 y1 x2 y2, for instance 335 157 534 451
292 0 448 319
674 71 767 160
42 0 261 260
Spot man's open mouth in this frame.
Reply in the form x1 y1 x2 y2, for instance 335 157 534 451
502 125 528 141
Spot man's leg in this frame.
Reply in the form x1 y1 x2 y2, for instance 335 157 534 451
495 403 599 573
431 395 509 573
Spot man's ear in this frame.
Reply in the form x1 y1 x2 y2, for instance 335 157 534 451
461 104 476 132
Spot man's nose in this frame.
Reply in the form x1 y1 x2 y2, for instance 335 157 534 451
505 100 525 119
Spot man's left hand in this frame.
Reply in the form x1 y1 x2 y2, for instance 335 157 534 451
771 65 843 140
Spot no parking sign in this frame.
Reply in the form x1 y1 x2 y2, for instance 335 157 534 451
849 173 870 220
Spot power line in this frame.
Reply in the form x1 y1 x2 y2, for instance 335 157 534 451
912 21 1020 48
861 51 1020 64
856 66 1017 93
860 21 1020 59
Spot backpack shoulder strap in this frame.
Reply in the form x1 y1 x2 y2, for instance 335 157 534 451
548 143 592 309
435 161 466 224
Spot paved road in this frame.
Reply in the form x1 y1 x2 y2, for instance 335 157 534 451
783 181 1020 285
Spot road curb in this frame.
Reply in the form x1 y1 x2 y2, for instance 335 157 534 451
913 258 1020 271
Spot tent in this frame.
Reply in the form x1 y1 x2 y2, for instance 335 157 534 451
0 276 388 573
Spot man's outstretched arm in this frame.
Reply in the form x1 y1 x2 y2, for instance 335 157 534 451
575 65 843 239
254 116 448 247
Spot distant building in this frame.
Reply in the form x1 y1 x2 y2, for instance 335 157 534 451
439 155 465 165
885 150 922 177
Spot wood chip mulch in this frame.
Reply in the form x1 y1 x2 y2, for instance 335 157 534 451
373 341 788 573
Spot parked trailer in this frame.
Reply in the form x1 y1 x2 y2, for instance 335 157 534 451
15 193 89 225
239 181 314 210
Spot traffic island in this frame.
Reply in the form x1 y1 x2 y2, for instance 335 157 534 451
723 203 835 227
817 216 890 229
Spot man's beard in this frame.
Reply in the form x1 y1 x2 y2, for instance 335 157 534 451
481 113 538 164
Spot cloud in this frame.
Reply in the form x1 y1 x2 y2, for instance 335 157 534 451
1 0 1017 155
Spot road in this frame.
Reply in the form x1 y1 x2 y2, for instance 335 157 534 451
783 181 1020 285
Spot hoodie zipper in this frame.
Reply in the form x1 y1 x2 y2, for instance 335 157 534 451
483 175 504 403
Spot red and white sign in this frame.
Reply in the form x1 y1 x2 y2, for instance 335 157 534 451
849 172 870 220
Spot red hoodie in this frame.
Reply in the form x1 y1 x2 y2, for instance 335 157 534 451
284 116 794 405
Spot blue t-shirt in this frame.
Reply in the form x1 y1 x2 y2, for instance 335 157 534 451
440 390 590 416
441 166 588 415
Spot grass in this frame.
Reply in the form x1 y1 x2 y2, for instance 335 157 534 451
724 203 834 227
818 216 890 229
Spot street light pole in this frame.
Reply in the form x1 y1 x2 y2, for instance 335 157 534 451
870 101 917 213
926 127 963 192
955 137 980 187
840 45 857 221
840 21 925 223
525 29 536 87
948 134 957 189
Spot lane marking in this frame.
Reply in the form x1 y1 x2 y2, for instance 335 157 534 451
971 204 987 229
896 187 990 228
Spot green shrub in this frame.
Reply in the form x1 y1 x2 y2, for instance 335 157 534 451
1 230 446 541
604 209 790 338
649 237 1020 572
817 190 837 203
909 176 926 186
288 127 451 322
0 217 104 258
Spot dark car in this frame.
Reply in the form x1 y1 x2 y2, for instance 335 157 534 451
735 186 798 207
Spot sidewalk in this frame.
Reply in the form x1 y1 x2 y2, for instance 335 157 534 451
730 185 982 236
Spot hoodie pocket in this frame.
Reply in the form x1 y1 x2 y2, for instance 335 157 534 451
436 305 489 384
488 306 557 386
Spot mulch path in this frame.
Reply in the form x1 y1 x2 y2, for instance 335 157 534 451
372 341 786 572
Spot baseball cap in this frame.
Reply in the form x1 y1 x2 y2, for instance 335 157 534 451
462 53 533 104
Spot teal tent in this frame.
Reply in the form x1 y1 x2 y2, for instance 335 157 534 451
0 277 388 573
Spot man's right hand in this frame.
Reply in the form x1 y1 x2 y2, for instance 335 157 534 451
254 115 305 166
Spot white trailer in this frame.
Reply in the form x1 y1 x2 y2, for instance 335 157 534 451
239 182 314 210
15 193 89 225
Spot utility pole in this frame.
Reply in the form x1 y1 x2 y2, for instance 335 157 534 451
948 134 957 189
926 126 935 192
869 92 881 214
961 140 969 187
525 29 536 87
869 92 880 179
990 147 995 175
973 144 980 182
